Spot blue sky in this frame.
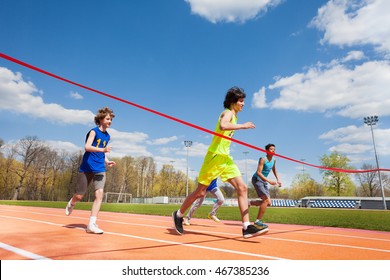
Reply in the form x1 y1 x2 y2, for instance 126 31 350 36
1 0 389 188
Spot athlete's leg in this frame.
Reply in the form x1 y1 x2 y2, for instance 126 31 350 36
210 188 224 216
227 176 249 223
188 195 206 219
257 197 271 221
179 183 208 215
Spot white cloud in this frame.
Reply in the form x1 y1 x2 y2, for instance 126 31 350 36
153 155 188 175
159 146 181 156
341 50 366 62
311 0 390 55
108 128 151 158
146 136 178 145
69 91 83 100
0 67 93 125
258 59 390 118
319 124 390 163
46 140 82 154
329 143 370 155
185 0 283 23
251 86 267 108
157 141 208 158
319 125 368 143
183 141 209 157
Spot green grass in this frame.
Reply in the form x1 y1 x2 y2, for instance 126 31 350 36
1 200 389 232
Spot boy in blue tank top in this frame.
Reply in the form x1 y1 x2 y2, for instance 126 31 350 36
250 143 282 231
65 107 116 234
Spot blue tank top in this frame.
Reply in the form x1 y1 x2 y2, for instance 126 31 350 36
79 127 110 173
261 157 274 177
253 157 274 178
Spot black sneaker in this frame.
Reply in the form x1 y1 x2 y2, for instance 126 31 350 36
242 225 268 239
172 210 184 235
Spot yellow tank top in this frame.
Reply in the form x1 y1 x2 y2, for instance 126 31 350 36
208 109 237 155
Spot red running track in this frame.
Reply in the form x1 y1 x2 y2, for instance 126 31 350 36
1 205 389 260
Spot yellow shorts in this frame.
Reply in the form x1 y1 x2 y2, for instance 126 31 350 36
197 152 241 186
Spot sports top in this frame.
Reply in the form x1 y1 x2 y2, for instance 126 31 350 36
253 156 274 179
207 109 237 155
79 127 110 173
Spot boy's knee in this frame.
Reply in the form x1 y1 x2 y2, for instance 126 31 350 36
192 187 206 200
95 189 104 199
200 189 207 196
237 184 248 194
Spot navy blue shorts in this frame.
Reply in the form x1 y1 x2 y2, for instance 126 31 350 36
251 175 270 200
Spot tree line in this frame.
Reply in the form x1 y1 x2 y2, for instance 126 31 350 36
0 136 388 202
271 152 390 200
0 136 195 202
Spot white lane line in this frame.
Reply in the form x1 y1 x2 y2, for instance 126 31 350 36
262 236 390 254
103 231 286 260
272 228 390 243
0 215 286 260
0 242 52 260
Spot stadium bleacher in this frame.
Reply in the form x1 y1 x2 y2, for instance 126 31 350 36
271 199 298 207
308 199 357 209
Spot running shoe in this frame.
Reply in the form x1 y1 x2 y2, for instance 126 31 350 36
184 217 191 226
242 225 268 239
65 199 74 216
86 223 104 234
208 213 220 222
254 220 268 230
172 210 184 234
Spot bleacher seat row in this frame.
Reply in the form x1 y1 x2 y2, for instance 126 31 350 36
308 200 357 208
271 199 298 207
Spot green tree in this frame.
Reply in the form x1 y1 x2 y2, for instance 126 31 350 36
290 173 323 200
320 151 355 196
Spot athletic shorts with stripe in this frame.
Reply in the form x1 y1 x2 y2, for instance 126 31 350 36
251 175 270 200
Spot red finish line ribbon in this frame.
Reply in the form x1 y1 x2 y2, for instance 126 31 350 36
1 52 389 174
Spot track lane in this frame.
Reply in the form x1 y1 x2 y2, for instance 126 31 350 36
1 205 389 260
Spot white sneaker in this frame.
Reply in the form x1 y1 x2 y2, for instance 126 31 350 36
65 199 74 216
184 217 190 226
86 223 104 234
208 213 220 222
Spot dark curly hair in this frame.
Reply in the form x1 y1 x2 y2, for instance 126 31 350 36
223 86 246 109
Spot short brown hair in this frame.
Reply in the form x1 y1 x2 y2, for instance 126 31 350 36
94 107 115 125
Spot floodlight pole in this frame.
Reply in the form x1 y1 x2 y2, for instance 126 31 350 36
184 140 193 197
364 116 387 210
301 159 306 175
